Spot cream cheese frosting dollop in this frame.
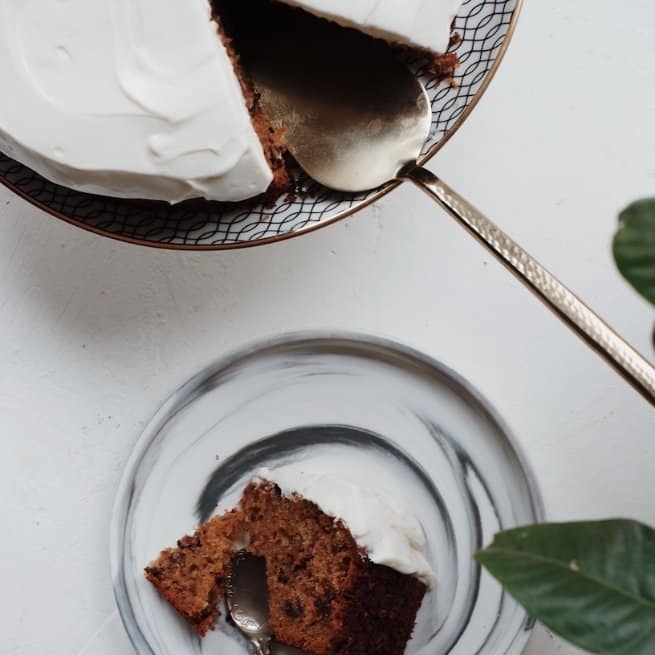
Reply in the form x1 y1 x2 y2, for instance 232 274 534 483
0 0 273 203
256 465 437 588
278 0 463 55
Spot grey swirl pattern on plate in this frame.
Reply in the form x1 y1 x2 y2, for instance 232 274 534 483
0 0 518 248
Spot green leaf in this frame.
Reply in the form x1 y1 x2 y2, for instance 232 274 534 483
613 199 655 306
475 520 655 655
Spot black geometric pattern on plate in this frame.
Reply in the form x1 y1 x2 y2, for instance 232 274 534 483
0 0 519 249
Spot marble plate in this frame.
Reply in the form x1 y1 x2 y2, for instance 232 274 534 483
110 333 543 655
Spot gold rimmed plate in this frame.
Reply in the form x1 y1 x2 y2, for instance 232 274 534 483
0 0 522 249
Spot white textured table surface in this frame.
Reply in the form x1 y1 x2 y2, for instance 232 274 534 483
2 1 654 654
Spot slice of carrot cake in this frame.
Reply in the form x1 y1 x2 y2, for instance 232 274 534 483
146 467 435 655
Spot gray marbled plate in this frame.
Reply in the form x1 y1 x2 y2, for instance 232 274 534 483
110 333 543 655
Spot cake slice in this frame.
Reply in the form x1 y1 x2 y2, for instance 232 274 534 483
145 470 434 654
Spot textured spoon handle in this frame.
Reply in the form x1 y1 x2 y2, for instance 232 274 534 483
401 164 655 406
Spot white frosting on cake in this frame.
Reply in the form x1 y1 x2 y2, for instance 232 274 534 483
256 466 436 587
278 0 462 54
0 0 461 203
0 0 273 203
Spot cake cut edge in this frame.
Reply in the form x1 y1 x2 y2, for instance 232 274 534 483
210 7 293 199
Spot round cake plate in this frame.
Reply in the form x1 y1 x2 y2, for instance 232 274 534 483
0 0 522 250
111 333 544 655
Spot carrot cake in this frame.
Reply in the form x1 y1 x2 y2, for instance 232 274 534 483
0 0 462 203
145 467 435 655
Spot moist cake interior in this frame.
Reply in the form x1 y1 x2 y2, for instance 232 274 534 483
210 0 459 199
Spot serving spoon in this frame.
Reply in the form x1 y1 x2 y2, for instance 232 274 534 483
243 18 655 406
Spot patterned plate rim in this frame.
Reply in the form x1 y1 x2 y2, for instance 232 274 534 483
0 0 524 251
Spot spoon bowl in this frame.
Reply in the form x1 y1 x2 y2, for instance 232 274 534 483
250 28 431 192
227 551 272 655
